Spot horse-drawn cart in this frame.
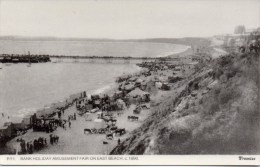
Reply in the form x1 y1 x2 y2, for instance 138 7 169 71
133 106 141 114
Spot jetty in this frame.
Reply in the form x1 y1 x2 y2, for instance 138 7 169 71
50 55 199 64
0 54 200 64
0 54 51 63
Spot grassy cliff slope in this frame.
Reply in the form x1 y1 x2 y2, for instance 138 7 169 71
111 52 260 155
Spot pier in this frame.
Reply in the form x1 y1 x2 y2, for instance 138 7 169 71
0 54 199 64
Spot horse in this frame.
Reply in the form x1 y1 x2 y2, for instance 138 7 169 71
127 116 133 121
106 133 113 140
133 116 139 121
98 128 106 134
84 128 92 134
115 128 126 136
110 126 118 133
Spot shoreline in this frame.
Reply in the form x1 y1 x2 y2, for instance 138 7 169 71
0 43 189 121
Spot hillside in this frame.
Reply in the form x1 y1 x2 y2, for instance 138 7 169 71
111 51 260 155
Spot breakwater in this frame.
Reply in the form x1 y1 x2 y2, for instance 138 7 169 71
0 54 50 63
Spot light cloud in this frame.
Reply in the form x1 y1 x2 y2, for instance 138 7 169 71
0 0 259 39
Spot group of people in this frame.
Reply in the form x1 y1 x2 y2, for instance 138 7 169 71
68 113 76 121
17 137 47 154
49 134 59 145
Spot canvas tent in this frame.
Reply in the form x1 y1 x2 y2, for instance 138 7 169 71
127 88 150 103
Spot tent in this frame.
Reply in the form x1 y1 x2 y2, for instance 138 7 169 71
124 83 135 91
93 119 106 129
128 88 149 97
84 113 93 121
135 78 143 83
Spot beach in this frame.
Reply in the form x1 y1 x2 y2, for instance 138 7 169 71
0 40 194 154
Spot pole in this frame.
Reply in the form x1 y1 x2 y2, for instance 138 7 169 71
16 144 19 155
106 144 108 155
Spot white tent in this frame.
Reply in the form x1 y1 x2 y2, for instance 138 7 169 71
93 119 105 129
128 88 150 97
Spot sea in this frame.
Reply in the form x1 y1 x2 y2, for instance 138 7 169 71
0 40 189 121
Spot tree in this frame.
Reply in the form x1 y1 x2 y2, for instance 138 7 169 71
234 25 246 34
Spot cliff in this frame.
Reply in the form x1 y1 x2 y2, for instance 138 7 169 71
111 51 260 154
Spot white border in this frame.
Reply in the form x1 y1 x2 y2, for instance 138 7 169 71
0 155 259 165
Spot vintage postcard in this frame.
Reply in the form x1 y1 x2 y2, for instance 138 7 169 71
0 0 259 165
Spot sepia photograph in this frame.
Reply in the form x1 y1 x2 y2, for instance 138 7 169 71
0 0 259 165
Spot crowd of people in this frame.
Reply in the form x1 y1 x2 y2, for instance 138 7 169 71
49 134 59 145
17 137 47 154
16 134 60 154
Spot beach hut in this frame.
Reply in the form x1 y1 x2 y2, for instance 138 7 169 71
96 111 103 119
2 122 16 137
36 106 55 118
11 117 26 131
70 92 82 101
55 100 67 109
22 115 33 128
0 125 12 138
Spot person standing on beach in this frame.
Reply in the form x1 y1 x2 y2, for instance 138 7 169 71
26 142 30 152
69 121 71 128
50 134 53 145
28 143 33 154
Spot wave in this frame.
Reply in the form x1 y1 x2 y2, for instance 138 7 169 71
91 84 115 95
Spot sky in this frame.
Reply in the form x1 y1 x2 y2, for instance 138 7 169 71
0 0 259 39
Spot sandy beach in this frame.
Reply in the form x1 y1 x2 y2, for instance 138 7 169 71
4 56 193 155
